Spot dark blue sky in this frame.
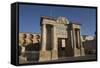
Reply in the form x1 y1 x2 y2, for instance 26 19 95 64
19 4 96 36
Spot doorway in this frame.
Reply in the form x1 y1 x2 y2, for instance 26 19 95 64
58 38 67 58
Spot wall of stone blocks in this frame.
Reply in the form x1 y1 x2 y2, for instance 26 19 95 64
19 32 41 46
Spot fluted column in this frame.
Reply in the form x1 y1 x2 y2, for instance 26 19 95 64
77 30 80 48
71 30 74 48
73 29 76 48
73 29 80 57
52 26 57 50
52 26 58 60
39 24 52 61
79 31 85 56
41 24 47 51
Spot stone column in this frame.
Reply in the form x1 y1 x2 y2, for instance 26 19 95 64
79 31 85 56
41 24 46 51
52 26 58 60
80 42 85 56
72 29 76 48
52 26 57 50
71 30 74 48
39 24 51 61
77 30 80 49
73 29 80 57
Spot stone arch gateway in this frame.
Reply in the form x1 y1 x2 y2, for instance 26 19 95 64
39 16 85 61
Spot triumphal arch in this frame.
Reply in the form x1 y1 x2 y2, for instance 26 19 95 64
39 16 85 61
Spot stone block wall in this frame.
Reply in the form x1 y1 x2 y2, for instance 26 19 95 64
19 32 41 45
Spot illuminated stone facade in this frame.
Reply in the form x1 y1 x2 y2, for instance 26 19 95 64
19 16 85 63
39 16 85 61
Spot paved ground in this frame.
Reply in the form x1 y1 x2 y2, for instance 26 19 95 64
19 55 97 64
39 55 97 63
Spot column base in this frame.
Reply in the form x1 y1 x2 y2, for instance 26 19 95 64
51 50 58 60
74 48 81 57
39 51 51 62
81 47 85 56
